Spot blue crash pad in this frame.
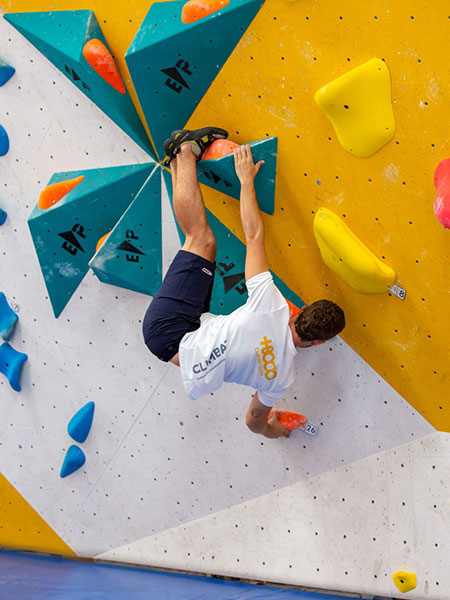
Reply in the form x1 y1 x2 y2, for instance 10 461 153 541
0 60 15 86
89 167 162 296
0 550 359 600
0 292 18 341
68 401 95 443
4 10 155 158
60 445 86 478
126 0 265 159
0 342 27 392
197 137 277 215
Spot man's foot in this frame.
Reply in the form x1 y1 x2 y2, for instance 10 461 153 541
163 127 228 166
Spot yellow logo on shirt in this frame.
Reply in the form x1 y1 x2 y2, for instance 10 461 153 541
255 335 278 381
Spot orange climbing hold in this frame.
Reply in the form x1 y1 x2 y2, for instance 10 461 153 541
269 410 307 431
202 139 239 160
38 176 85 210
82 39 126 94
182 0 230 24
284 297 302 319
96 232 111 253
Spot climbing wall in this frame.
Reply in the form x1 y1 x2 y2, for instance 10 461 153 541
0 1 449 599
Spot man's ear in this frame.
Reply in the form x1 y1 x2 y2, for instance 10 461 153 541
311 340 325 346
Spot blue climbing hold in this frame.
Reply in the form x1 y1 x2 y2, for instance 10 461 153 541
0 342 27 392
0 293 18 341
0 208 7 225
0 125 9 156
60 445 86 478
0 60 15 86
68 401 95 443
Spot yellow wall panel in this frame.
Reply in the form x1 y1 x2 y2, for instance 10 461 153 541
0 473 75 555
1 0 448 431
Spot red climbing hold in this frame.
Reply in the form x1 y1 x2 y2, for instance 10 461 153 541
269 410 307 431
83 39 126 95
202 139 239 160
433 158 450 229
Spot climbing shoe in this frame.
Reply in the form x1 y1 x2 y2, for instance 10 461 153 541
163 127 228 165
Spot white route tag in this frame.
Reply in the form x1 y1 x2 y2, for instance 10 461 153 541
300 421 318 436
390 284 406 301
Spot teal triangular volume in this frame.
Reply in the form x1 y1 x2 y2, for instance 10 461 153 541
28 163 154 318
162 167 185 243
162 169 305 315
68 401 95 443
125 0 265 159
89 167 162 296
4 10 155 158
197 137 277 215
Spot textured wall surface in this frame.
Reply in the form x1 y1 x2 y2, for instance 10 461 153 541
0 1 449 598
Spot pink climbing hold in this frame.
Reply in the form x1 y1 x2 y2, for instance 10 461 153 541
433 158 450 229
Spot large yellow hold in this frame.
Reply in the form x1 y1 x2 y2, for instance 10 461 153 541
313 207 395 293
314 58 395 158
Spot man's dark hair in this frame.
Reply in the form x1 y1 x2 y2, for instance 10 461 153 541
294 300 345 341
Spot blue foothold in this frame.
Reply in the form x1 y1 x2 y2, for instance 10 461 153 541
67 401 95 443
0 125 9 156
0 209 6 226
0 342 27 392
0 60 15 86
0 293 18 341
60 445 86 478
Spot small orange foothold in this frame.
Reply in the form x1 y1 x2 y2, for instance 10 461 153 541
82 39 126 94
269 410 308 431
96 232 111 253
202 139 239 160
38 175 85 210
181 0 230 24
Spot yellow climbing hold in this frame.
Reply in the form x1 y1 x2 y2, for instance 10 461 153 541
313 207 395 293
314 58 395 158
393 571 417 593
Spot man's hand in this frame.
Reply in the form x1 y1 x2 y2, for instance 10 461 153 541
246 393 290 439
234 144 264 185
266 411 290 439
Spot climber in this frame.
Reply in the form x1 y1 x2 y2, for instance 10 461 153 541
143 127 345 438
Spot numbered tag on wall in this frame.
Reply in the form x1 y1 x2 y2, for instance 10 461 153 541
390 283 406 301
300 421 318 436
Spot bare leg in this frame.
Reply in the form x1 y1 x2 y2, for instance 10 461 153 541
172 145 217 262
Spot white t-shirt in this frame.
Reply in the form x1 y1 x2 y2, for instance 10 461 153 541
179 271 297 406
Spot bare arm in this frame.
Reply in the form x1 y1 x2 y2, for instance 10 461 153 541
246 392 290 438
234 145 269 281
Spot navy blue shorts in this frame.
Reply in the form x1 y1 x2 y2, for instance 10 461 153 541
143 250 216 362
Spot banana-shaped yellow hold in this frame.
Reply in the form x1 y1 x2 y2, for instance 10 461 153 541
313 207 395 293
